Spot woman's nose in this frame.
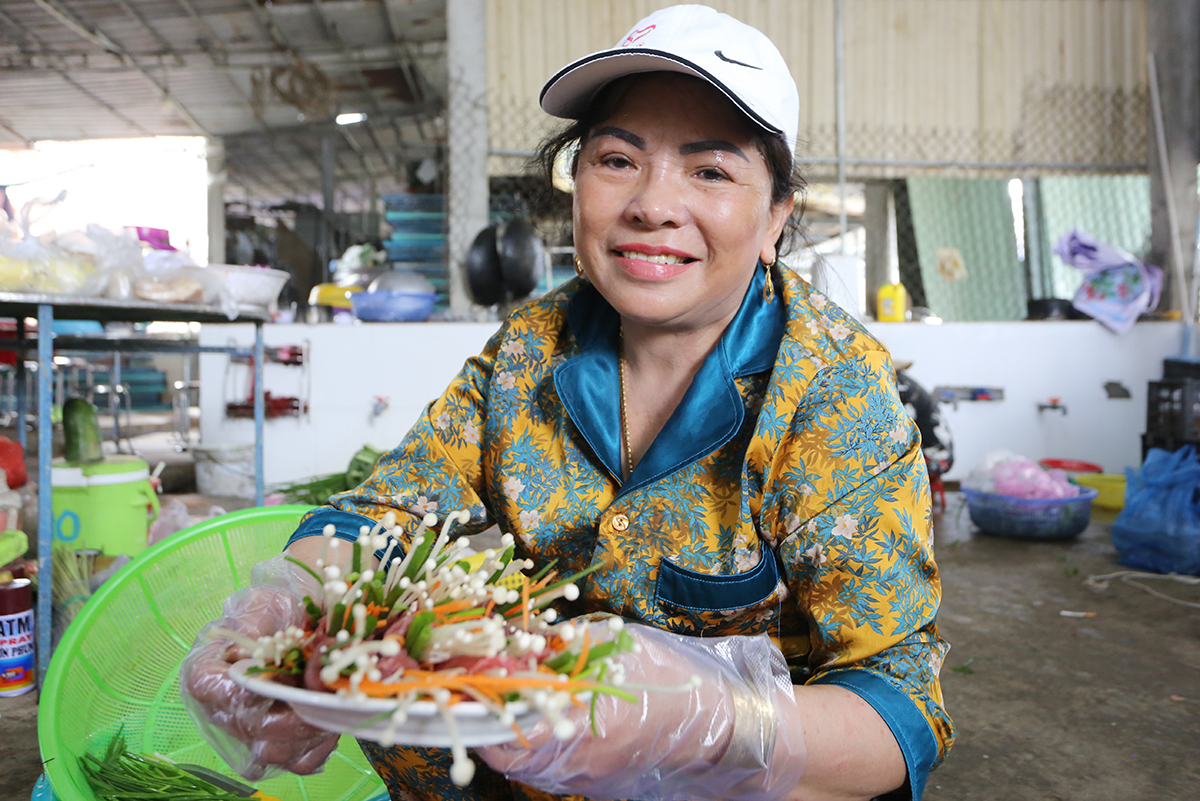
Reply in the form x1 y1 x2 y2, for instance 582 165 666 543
626 166 686 228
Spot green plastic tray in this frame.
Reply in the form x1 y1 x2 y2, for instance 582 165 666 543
38 505 386 801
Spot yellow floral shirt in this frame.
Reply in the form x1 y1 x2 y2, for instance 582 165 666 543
293 264 954 800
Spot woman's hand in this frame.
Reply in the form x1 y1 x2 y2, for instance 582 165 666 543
480 624 807 801
179 555 339 781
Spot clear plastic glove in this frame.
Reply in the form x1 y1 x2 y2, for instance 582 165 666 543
179 555 339 781
480 623 807 801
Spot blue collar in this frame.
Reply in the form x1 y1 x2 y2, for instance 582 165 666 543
553 264 785 495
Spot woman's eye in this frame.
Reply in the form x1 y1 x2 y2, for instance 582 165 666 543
602 155 633 169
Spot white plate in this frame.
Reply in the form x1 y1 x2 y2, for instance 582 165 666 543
228 660 539 747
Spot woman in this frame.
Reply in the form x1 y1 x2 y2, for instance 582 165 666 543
182 6 954 800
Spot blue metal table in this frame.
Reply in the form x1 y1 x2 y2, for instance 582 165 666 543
0 292 270 686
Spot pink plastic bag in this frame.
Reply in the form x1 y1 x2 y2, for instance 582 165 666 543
993 460 1079 499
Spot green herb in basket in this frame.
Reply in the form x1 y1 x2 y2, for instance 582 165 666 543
79 730 244 800
269 445 386 505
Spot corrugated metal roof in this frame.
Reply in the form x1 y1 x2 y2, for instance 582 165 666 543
1 0 448 203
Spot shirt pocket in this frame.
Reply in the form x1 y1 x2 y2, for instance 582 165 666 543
653 549 784 636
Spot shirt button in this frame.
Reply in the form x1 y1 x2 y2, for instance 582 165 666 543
611 514 629 531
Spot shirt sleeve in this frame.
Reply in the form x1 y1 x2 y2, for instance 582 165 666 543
773 348 955 800
286 325 506 557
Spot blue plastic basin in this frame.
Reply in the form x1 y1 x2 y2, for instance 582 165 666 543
962 486 1099 540
350 291 437 322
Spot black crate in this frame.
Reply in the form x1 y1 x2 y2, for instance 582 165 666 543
1163 358 1200 381
1141 432 1200 462
1146 379 1200 443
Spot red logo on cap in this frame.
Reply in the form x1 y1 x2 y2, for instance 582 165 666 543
620 25 656 47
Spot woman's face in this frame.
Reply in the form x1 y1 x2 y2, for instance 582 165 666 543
572 73 793 333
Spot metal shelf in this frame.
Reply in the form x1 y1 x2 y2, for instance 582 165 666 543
0 296 269 688
7 336 255 357
0 293 269 324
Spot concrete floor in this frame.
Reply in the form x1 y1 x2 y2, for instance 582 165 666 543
925 499 1200 800
2 494 1198 800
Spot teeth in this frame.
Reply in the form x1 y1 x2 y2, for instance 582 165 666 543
621 251 686 265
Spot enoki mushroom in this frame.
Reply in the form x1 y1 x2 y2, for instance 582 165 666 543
226 509 694 786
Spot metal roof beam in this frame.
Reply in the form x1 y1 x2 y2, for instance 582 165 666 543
285 134 348 192
0 6 152 136
225 132 411 186
235 0 398 188
222 101 442 140
173 0 229 66
308 1 401 184
241 0 294 55
381 0 439 106
0 43 447 72
226 151 307 199
0 114 33 147
29 0 209 135
110 0 187 67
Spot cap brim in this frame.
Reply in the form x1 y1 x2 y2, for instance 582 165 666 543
540 48 783 139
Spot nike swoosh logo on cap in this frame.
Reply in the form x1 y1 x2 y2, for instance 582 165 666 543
714 51 762 70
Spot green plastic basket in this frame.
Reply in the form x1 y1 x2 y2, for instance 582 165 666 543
38 505 386 801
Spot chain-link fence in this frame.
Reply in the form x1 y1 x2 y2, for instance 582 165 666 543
433 0 1165 322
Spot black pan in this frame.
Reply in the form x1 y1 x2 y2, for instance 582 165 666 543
465 226 505 306
498 219 542 299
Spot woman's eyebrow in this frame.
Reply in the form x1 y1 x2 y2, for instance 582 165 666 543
592 126 646 149
679 140 749 160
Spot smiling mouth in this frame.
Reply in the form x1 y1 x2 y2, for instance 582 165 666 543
617 250 696 265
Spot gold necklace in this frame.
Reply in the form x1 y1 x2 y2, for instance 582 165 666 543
618 333 635 479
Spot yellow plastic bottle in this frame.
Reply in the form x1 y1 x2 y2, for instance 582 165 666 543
876 282 908 322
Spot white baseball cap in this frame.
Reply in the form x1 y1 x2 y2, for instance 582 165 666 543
540 4 800 155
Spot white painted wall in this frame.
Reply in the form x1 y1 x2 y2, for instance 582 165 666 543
198 322 500 485
866 320 1183 478
199 319 1183 486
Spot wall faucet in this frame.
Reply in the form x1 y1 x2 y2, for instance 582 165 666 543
1038 397 1068 415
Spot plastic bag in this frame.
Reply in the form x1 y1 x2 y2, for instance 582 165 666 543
993 460 1078 499
140 251 239 318
0 193 100 296
180 555 338 780
1054 228 1162 334
1112 446 1200 576
963 450 1079 498
73 224 145 300
148 498 227 546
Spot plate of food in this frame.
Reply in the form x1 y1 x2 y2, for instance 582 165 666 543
228 659 543 748
217 509 637 786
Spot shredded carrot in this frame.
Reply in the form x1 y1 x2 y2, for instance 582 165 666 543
529 571 557 594
456 675 589 691
569 630 591 679
521 575 530 631
483 598 496 618
511 723 531 749
365 603 389 617
464 685 507 706
431 598 475 616
329 671 597 699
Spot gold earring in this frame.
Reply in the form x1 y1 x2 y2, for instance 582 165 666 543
574 255 585 278
763 257 776 303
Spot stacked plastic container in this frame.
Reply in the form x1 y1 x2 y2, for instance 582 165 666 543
381 194 447 309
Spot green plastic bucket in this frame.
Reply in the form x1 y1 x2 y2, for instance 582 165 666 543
38 505 385 801
51 455 160 556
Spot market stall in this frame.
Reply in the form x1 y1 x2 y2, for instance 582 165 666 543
0 294 271 685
